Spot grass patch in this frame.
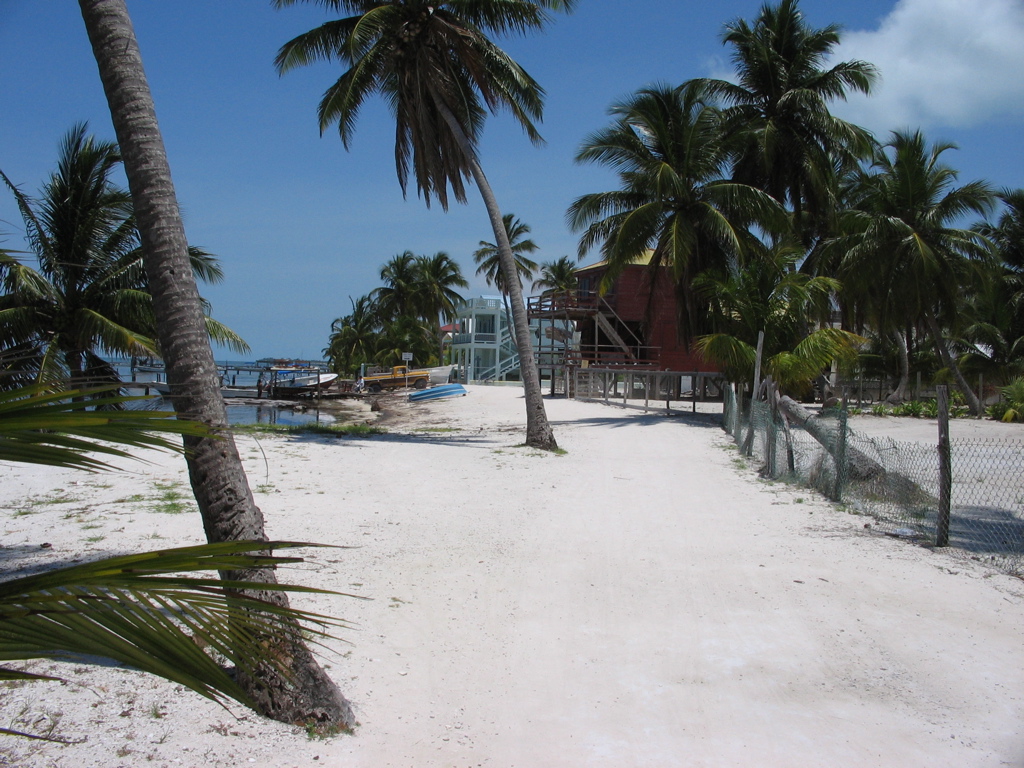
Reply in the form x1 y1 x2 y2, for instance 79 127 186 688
233 422 384 438
152 481 192 515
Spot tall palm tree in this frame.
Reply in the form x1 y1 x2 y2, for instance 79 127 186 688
833 130 995 414
273 0 574 450
568 83 786 345
690 0 876 242
77 0 353 729
0 125 247 391
474 213 538 344
474 213 539 295
415 251 468 358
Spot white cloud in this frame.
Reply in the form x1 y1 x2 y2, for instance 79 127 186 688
831 0 1024 134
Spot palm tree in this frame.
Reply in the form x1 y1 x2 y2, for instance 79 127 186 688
0 384 350 739
690 0 876 242
415 251 468 357
474 213 539 344
0 125 248 391
953 190 1024 386
373 250 421 322
78 0 353 729
833 130 995 415
273 0 575 450
474 213 539 295
694 240 861 395
532 255 578 298
568 83 786 345
324 294 381 374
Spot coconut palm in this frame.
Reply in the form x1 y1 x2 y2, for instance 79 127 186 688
694 240 861 394
474 213 538 345
273 0 574 450
415 251 468 358
832 130 995 415
373 250 421 322
959 190 1024 383
0 125 248 392
568 82 786 345
78 0 353 728
474 213 539 295
532 255 578 298
690 0 876 242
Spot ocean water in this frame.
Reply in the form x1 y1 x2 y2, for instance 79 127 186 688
113 359 351 427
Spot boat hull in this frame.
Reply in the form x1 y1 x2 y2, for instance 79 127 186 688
408 383 468 402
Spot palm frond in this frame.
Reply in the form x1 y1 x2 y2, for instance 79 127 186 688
0 541 357 713
0 384 207 471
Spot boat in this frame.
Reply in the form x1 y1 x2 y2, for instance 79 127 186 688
408 383 468 402
141 380 261 399
427 365 455 385
271 371 338 396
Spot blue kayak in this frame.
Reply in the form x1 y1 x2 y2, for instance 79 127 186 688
408 383 468 402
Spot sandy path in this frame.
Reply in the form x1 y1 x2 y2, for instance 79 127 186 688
1 386 1022 767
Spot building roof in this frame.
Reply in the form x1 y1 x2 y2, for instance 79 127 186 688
576 249 656 274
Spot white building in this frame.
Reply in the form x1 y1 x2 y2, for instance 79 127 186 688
450 297 576 383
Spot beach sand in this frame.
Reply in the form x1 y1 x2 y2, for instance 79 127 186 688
1 386 1022 767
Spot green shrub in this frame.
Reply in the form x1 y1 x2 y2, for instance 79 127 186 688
987 401 1012 421
871 403 890 416
999 377 1024 422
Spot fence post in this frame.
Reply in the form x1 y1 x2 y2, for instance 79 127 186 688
831 400 848 502
936 385 951 547
765 376 777 478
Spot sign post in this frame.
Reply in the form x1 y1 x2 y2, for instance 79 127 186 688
401 352 413 388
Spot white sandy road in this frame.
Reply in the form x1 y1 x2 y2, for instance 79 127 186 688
0 386 1022 767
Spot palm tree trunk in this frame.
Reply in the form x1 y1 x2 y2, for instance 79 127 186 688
923 308 982 416
886 329 910 404
78 0 354 729
433 101 556 449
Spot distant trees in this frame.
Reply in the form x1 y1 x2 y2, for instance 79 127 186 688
567 0 1024 405
325 250 467 374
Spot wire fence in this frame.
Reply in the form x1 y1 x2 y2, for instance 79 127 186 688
722 386 1024 576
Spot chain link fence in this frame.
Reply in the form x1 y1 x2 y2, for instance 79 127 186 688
723 386 1024 575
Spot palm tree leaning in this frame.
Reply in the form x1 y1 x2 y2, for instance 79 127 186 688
274 0 575 450
690 0 876 244
833 130 995 415
474 213 539 345
569 83 786 346
0 124 248 391
77 0 354 729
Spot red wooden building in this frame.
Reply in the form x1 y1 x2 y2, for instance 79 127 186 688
527 254 715 373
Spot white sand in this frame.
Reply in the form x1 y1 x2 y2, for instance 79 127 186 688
1 386 1022 767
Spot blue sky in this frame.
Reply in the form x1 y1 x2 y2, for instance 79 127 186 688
2 0 1023 361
